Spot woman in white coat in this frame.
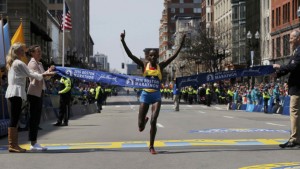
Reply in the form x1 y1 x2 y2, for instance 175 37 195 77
5 42 54 153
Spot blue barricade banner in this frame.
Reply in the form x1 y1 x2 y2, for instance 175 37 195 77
55 67 160 90
176 65 275 88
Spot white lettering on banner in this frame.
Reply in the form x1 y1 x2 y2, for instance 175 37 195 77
214 71 237 80
133 78 160 88
73 73 94 80
68 69 96 80
98 75 118 82
179 77 198 87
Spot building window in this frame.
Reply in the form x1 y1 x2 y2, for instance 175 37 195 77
283 3 290 24
0 0 7 13
276 7 281 26
171 8 175 13
49 0 55 4
240 3 246 19
57 0 63 3
180 0 184 3
232 5 239 20
207 12 210 22
283 34 290 56
276 37 281 57
240 24 246 40
272 39 275 58
272 10 275 28
180 8 184 13
193 0 201 3
49 10 56 17
193 8 201 13
292 0 299 20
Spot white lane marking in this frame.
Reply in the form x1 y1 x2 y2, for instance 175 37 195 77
223 116 234 119
115 106 120 108
187 105 193 107
199 111 206 114
156 123 164 128
266 122 286 127
214 106 222 110
201 106 206 108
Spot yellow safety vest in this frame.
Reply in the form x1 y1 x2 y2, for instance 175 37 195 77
263 91 270 99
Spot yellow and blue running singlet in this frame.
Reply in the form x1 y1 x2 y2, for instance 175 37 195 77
140 63 162 104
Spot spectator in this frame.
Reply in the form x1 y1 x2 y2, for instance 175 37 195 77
26 45 55 151
273 30 300 148
5 43 54 153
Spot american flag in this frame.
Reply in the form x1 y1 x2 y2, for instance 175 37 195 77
57 2 72 30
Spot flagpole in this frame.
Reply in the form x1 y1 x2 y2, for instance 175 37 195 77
62 0 65 67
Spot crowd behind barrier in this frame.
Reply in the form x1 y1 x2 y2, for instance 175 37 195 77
161 80 291 116
233 96 290 115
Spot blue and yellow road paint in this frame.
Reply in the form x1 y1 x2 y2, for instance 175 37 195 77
0 138 287 151
240 162 300 169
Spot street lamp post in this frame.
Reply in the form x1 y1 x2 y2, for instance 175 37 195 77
247 30 260 88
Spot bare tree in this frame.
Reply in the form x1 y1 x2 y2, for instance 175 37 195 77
180 23 231 73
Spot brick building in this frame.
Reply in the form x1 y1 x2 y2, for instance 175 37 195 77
271 0 300 64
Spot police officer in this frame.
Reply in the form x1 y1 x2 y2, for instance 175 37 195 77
95 83 103 113
206 85 212 106
54 77 72 126
263 88 271 113
188 86 194 104
227 87 234 110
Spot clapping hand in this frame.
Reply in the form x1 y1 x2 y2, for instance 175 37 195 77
273 64 281 70
48 65 56 72
42 71 56 77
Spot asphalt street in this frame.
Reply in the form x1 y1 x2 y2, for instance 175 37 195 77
0 90 299 169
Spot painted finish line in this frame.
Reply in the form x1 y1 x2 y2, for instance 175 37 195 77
0 139 286 151
190 128 290 134
240 162 300 169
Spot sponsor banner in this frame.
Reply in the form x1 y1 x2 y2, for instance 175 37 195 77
55 67 160 89
176 65 275 88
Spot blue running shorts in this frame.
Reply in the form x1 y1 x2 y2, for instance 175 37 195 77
139 90 161 104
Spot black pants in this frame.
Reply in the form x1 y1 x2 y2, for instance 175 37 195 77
264 98 269 113
206 94 211 106
96 98 102 112
27 94 43 142
58 96 70 123
8 97 22 127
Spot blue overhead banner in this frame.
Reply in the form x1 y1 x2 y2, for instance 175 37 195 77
55 67 160 90
176 65 275 88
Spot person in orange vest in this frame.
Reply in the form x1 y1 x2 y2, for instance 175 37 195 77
121 30 186 154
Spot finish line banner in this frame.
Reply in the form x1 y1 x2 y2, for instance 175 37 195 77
55 67 160 90
176 65 275 88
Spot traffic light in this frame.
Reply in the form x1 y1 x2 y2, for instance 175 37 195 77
122 63 124 69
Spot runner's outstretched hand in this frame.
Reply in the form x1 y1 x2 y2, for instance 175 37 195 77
120 30 126 41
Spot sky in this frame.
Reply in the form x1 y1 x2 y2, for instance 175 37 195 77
90 0 164 73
